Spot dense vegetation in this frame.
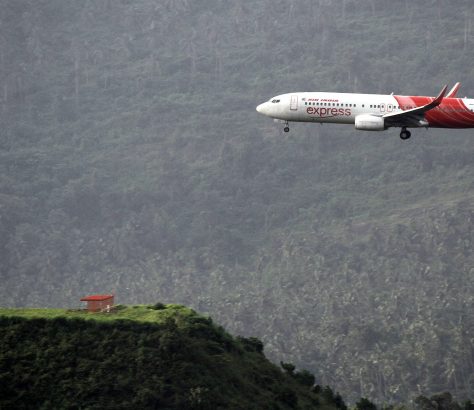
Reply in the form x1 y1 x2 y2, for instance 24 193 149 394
0 306 342 409
0 307 471 410
1 0 474 404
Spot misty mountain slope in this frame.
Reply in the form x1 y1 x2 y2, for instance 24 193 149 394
1 0 474 404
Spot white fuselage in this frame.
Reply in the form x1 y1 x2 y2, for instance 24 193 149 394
257 92 406 124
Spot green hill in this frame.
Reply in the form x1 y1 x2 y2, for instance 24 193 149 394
0 305 342 410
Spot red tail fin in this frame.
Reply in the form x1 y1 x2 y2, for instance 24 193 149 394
446 82 460 98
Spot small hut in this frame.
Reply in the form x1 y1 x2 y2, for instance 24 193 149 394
80 294 114 312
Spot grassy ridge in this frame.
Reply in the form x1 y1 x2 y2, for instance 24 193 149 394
0 304 341 410
0 304 195 323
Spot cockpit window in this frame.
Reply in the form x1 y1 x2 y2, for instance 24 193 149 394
271 99 281 103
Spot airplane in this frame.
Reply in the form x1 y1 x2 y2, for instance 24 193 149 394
256 82 474 140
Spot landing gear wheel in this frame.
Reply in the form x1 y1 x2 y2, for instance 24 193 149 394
400 128 411 140
284 126 290 133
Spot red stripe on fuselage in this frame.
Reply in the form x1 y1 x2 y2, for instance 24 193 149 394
393 96 474 128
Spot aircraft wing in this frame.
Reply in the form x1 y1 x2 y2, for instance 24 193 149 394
383 85 448 127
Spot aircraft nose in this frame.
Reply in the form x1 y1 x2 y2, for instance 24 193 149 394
256 102 269 115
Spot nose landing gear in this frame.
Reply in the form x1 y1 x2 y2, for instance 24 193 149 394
283 121 290 132
400 127 411 140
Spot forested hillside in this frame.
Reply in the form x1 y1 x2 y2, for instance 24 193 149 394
0 305 338 409
1 0 474 404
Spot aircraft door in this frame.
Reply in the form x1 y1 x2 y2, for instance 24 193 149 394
290 95 298 110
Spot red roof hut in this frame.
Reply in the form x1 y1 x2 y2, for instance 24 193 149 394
80 294 114 312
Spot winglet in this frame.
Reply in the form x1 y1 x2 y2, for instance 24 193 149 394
446 82 461 98
435 84 448 102
424 84 447 111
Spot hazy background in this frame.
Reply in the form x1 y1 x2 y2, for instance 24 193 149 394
1 0 474 404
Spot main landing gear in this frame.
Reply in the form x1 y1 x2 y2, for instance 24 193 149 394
400 127 411 140
283 121 290 132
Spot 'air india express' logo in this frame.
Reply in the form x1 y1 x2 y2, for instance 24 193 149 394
306 107 352 118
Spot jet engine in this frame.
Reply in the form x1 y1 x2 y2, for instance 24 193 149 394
355 115 385 131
